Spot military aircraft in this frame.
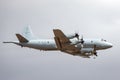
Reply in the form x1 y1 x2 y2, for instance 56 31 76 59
3 27 113 58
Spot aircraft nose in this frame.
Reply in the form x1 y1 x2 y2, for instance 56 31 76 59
107 43 113 48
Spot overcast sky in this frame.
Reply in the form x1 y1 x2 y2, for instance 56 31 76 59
0 0 120 80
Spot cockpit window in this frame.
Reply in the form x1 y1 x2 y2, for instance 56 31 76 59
101 39 107 42
104 40 106 42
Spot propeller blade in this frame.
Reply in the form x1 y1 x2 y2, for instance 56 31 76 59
93 45 97 56
80 35 84 44
79 35 84 48
75 33 79 40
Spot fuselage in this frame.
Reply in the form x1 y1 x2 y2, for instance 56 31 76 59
18 38 112 51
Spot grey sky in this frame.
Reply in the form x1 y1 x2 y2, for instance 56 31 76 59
0 0 120 80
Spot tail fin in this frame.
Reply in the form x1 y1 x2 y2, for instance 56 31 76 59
22 26 35 40
16 34 29 43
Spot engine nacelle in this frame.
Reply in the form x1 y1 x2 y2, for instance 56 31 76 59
80 48 94 56
81 48 94 53
66 34 76 39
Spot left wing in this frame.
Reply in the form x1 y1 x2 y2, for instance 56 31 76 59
53 29 80 55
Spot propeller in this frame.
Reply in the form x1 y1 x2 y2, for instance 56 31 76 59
74 32 84 47
80 35 84 44
75 33 79 40
80 35 84 48
93 45 97 56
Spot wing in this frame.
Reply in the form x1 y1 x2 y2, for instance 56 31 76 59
53 29 80 55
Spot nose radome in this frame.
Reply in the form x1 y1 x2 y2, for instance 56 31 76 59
107 43 113 48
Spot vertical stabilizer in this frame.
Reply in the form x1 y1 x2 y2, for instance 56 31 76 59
22 26 35 40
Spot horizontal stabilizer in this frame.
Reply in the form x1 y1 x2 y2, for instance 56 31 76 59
16 34 29 43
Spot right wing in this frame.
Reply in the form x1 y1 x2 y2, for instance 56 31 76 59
53 29 80 55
